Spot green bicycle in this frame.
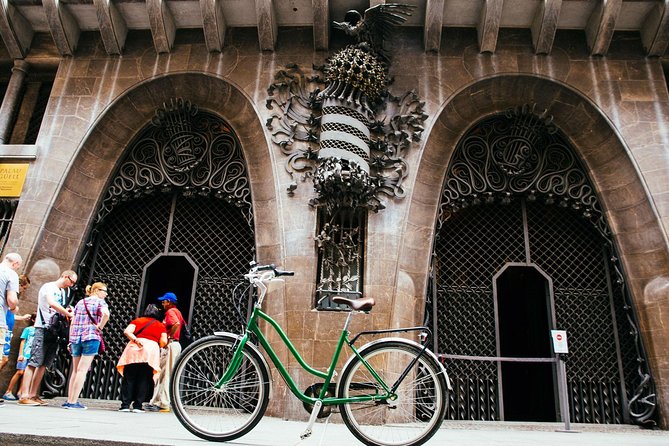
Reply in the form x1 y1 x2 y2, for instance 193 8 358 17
170 263 450 446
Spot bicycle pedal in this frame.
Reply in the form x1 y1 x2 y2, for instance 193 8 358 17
299 429 312 440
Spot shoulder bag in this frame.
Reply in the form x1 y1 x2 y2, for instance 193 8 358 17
83 298 106 354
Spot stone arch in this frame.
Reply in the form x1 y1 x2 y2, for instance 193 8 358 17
30 72 282 270
398 73 669 426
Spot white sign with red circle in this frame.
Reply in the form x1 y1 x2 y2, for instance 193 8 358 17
551 330 568 354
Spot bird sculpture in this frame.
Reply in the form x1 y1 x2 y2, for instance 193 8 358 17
332 3 414 60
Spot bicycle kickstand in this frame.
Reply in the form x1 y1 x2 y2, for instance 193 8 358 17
299 400 322 440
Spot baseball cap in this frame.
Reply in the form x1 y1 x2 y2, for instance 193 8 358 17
157 292 177 303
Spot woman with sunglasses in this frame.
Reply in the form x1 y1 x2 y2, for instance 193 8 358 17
63 282 110 410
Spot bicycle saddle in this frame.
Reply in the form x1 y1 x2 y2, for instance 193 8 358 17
331 296 375 312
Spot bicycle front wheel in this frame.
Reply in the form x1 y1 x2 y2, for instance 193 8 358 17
170 334 270 442
338 340 447 446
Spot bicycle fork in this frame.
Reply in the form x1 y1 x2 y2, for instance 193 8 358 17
213 335 248 389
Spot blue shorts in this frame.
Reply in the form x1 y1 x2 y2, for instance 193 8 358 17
70 340 101 357
16 359 28 370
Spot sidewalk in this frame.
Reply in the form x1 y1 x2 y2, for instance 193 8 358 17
1 397 668 446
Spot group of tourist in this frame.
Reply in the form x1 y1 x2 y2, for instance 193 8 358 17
0 252 187 412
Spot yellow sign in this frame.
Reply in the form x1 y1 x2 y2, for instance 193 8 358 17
0 163 28 197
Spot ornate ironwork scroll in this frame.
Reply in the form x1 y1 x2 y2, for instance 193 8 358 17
430 105 657 425
97 98 252 227
46 99 256 400
438 104 605 237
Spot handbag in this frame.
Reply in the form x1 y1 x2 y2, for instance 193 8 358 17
83 297 105 354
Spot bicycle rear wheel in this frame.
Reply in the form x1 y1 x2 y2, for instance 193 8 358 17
338 340 447 446
170 334 270 442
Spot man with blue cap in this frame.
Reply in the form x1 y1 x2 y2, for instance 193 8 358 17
145 291 185 412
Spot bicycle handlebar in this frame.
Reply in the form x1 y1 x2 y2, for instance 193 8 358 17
249 263 294 277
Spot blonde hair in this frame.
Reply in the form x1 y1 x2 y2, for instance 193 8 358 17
86 282 107 296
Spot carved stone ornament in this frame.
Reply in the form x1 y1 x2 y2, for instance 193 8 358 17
266 4 424 212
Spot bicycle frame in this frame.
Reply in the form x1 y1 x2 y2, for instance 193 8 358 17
215 305 394 407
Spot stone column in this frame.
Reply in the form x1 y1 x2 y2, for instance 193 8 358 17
0 59 30 144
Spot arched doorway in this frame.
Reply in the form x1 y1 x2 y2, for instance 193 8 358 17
494 264 556 422
140 253 197 323
59 99 256 400
429 106 655 424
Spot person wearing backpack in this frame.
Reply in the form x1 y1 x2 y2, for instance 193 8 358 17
145 292 184 412
18 270 76 406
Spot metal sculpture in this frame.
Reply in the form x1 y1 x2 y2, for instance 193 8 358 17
266 3 424 213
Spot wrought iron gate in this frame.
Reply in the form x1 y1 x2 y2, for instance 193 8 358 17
428 105 656 425
47 99 256 400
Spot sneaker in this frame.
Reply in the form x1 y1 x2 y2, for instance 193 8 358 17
118 407 131 412
159 406 171 412
3 393 17 401
18 398 40 406
62 402 71 408
66 402 87 410
131 408 145 413
144 404 160 412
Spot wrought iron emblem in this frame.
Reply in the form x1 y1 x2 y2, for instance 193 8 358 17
266 3 424 213
152 98 205 173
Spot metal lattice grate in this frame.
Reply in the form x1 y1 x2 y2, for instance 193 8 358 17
435 202 525 420
315 207 365 310
169 194 255 337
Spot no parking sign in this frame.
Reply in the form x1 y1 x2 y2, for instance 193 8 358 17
551 330 569 354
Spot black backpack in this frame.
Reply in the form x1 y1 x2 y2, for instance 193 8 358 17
40 310 70 344
179 322 193 348
40 287 72 345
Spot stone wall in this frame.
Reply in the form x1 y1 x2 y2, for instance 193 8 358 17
1 27 668 425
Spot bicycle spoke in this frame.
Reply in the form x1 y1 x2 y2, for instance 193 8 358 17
340 342 446 446
171 336 269 442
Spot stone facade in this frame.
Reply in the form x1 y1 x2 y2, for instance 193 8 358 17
1 26 669 425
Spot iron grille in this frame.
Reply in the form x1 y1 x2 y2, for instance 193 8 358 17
431 106 655 424
0 199 18 254
315 207 365 310
47 101 255 400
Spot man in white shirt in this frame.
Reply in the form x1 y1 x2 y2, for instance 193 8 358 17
18 270 76 406
0 253 21 407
